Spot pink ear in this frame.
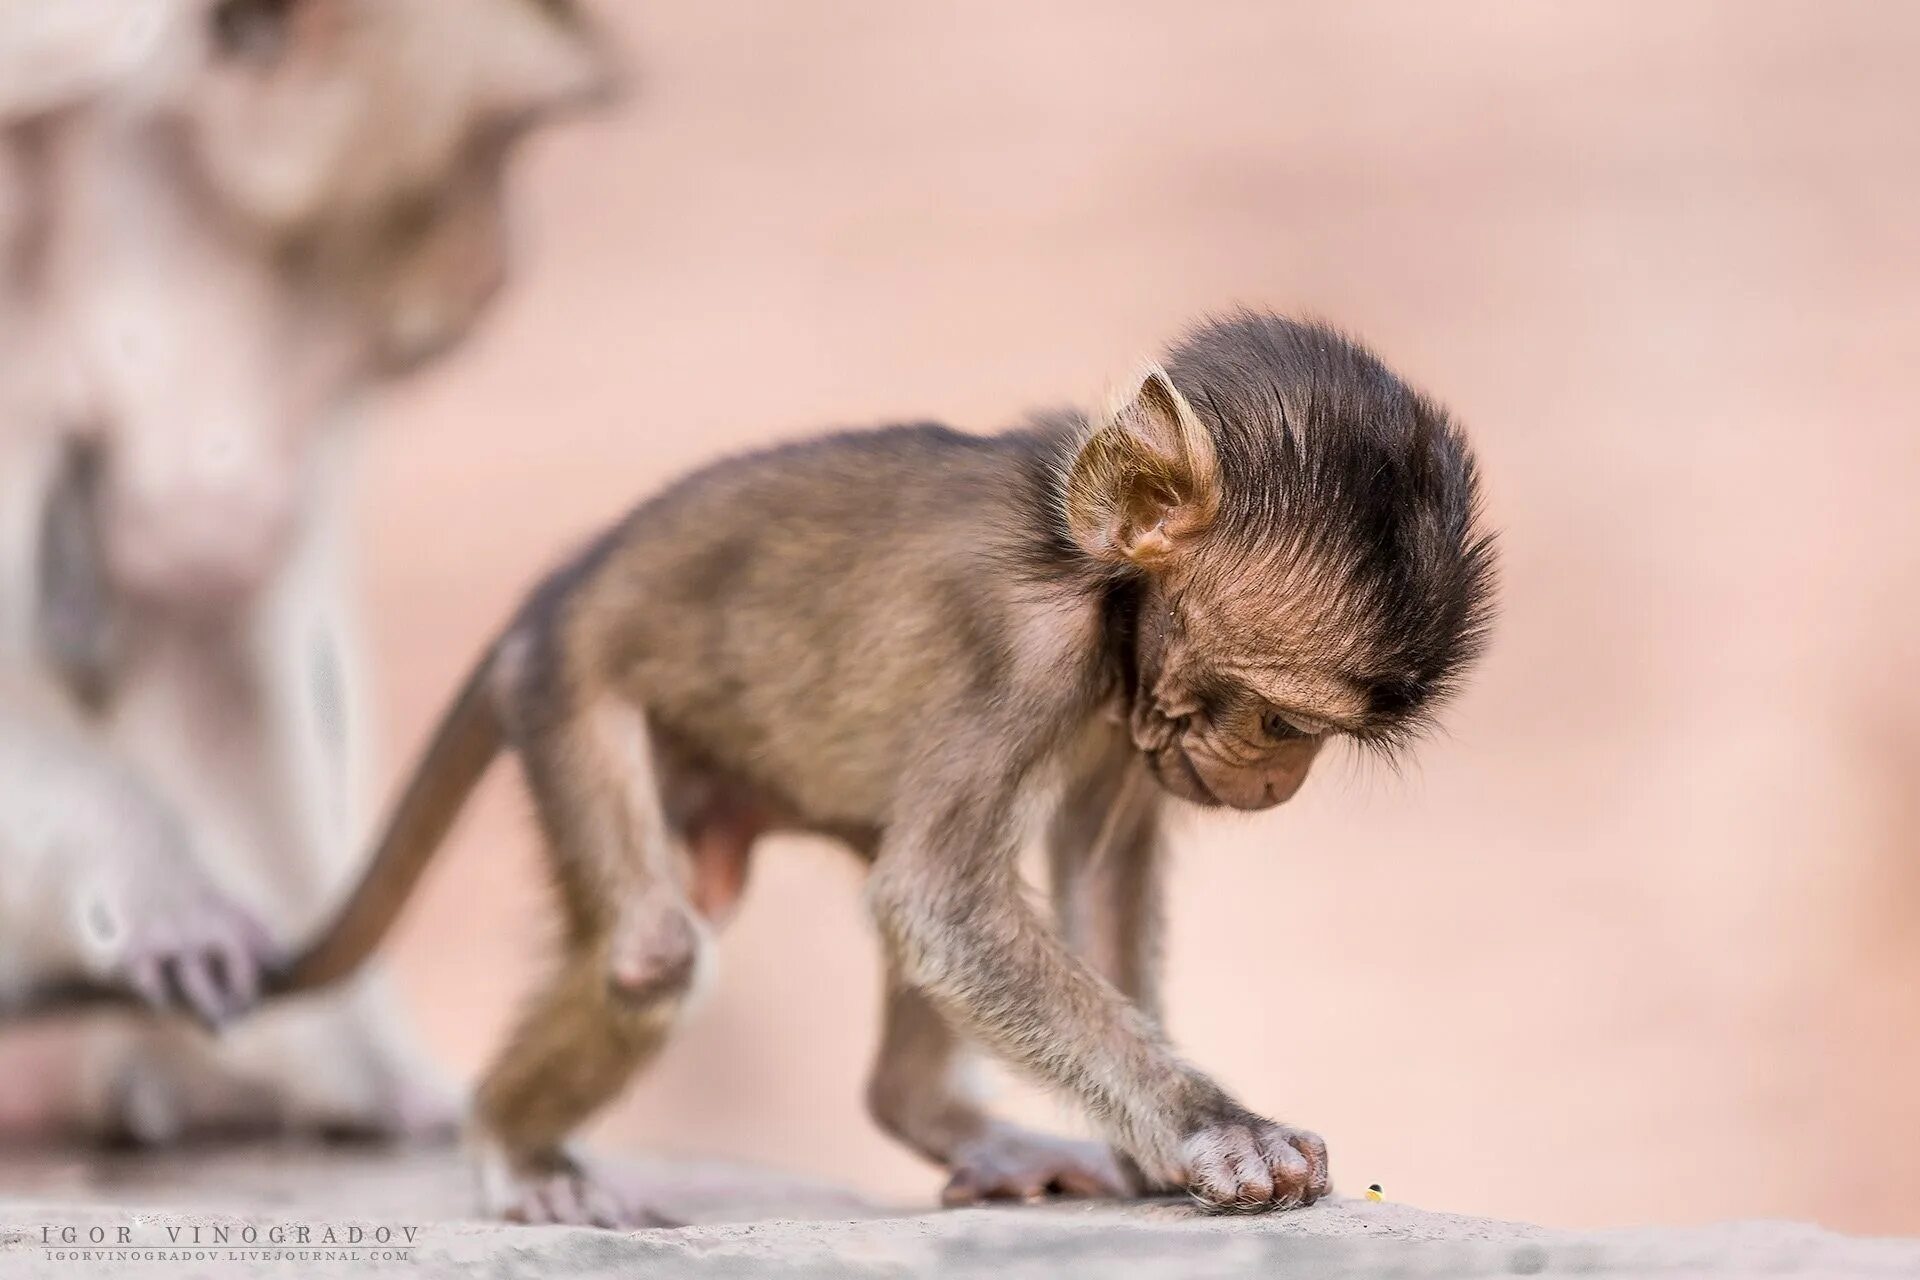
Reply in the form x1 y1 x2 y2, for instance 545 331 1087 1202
1064 366 1221 567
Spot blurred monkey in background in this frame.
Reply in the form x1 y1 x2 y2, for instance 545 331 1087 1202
0 0 612 1141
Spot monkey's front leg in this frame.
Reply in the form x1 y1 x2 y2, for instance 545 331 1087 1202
869 772 1329 1213
867 976 1134 1205
1046 748 1171 1191
1049 749 1165 1016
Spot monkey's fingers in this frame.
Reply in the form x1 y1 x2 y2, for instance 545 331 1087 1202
213 933 262 1012
166 954 234 1031
1188 1134 1276 1209
221 906 289 1011
1181 1119 1325 1213
166 901 287 1027
500 1163 683 1230
113 945 231 1030
1277 1126 1331 1201
942 1166 1119 1206
526 1174 588 1227
941 1167 1008 1207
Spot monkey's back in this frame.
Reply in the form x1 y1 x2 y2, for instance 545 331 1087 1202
530 418 1100 827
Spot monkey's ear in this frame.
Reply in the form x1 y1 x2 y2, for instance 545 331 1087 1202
1065 365 1221 567
469 0 619 125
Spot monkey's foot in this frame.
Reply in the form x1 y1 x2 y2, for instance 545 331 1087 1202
485 1152 683 1229
1177 1118 1329 1213
941 1126 1135 1206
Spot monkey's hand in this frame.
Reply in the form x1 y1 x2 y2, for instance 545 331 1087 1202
0 706 284 1029
93 871 281 1031
1171 1112 1330 1212
942 1122 1138 1206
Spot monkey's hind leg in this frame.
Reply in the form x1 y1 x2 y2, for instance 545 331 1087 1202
472 692 716 1229
473 926 699 1228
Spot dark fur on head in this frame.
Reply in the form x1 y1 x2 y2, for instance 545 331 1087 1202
1049 310 1497 801
1159 312 1497 751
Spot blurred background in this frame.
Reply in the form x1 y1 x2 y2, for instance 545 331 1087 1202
10 0 1920 1238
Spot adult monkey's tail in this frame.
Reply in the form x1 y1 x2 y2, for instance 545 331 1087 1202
267 645 505 995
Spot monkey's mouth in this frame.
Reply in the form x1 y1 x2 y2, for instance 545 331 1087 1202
1152 745 1223 808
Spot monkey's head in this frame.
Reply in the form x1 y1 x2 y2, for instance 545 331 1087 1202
16 0 614 608
163 0 616 374
1065 313 1496 811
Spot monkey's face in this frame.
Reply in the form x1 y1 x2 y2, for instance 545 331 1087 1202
27 0 611 607
169 0 614 374
1125 569 1364 811
1067 320 1497 811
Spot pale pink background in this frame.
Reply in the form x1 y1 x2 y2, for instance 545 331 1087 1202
358 1 1920 1233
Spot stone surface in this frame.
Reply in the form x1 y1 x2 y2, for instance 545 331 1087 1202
0 1146 1915 1278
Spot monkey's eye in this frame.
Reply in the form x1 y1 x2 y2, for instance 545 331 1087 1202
1260 708 1313 741
211 0 296 60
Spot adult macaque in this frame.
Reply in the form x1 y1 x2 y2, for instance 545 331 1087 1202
0 0 612 1140
203 312 1496 1224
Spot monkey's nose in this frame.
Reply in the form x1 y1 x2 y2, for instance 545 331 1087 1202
1260 759 1314 807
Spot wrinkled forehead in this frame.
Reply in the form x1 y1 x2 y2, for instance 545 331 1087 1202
1170 548 1379 723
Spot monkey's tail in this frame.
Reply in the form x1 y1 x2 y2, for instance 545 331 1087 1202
268 646 505 996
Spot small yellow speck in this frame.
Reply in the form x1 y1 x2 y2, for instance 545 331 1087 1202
1365 1184 1384 1203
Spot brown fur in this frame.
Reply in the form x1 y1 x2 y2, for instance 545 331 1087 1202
282 646 504 991
77 313 1495 1222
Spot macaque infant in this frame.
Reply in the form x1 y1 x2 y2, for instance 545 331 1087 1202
197 312 1498 1223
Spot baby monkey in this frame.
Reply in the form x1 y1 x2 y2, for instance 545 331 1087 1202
276 311 1497 1224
